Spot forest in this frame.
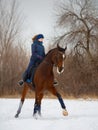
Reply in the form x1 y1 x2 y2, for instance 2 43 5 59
0 0 98 98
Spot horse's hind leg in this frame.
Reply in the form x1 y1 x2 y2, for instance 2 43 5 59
33 93 43 118
15 83 29 118
48 87 68 116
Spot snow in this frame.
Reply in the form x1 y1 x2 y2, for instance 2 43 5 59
0 99 98 130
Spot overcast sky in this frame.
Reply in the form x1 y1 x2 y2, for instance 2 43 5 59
20 0 58 42
20 0 98 39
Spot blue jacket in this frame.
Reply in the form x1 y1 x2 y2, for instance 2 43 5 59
30 40 45 63
23 40 45 81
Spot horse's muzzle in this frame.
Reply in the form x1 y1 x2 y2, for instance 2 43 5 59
57 67 64 74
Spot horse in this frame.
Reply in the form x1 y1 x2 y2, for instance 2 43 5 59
15 44 68 118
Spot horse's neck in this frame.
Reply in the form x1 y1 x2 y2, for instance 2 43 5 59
43 53 54 75
45 48 57 64
44 52 53 65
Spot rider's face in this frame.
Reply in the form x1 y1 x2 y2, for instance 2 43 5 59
38 38 44 42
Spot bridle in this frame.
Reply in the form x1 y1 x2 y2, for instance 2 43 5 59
43 51 65 67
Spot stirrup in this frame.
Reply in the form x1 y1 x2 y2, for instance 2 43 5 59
18 80 24 86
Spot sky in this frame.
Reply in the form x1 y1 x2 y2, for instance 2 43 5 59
19 0 98 39
20 0 58 42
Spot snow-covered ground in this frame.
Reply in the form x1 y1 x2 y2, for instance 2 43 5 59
0 98 98 130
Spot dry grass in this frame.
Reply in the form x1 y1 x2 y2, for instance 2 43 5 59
0 91 98 100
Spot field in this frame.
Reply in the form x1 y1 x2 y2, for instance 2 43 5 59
0 99 98 130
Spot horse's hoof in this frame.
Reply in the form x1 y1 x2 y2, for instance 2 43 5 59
62 109 68 116
15 114 19 118
33 112 41 119
33 114 38 119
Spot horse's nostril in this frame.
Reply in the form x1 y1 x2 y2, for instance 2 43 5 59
59 68 62 72
60 67 64 72
57 67 64 74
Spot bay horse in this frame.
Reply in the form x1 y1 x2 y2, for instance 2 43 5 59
15 44 68 118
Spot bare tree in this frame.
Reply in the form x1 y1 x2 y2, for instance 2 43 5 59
0 0 28 95
53 0 98 98
55 0 98 65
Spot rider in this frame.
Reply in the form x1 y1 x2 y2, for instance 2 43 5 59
18 34 45 86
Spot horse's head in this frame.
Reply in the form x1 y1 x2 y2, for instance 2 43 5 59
52 44 67 74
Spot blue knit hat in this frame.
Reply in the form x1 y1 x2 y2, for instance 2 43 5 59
36 34 44 40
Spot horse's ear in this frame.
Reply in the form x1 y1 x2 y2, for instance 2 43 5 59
64 46 67 51
57 43 63 51
57 43 67 52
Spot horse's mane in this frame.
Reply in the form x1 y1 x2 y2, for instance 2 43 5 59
45 48 57 57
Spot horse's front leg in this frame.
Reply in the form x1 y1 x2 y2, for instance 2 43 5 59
33 93 43 118
56 93 68 116
48 87 68 116
15 83 29 118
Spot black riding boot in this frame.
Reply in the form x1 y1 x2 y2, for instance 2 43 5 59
18 71 29 86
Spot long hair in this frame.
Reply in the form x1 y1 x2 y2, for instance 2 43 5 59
32 35 37 42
